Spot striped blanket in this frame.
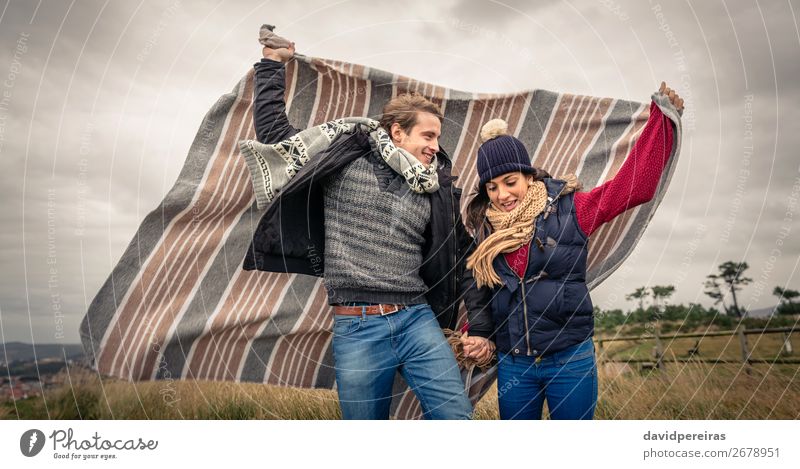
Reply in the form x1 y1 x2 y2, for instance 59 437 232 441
79 53 680 419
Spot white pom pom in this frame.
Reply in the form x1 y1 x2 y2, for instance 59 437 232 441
480 118 509 143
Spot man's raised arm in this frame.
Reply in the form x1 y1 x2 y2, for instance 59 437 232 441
253 40 300 144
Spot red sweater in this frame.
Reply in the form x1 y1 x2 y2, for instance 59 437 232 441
504 101 675 277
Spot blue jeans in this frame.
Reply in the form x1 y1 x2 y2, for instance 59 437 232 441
497 337 597 420
331 303 473 419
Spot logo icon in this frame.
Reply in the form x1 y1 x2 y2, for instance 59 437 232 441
20 429 45 457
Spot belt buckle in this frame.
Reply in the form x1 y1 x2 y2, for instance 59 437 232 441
379 304 399 316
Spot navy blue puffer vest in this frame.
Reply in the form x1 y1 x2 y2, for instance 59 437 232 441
490 178 594 356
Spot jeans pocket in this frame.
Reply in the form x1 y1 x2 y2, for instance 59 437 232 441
332 316 362 337
558 352 596 379
402 303 426 313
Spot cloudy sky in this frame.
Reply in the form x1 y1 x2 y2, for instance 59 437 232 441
0 0 798 344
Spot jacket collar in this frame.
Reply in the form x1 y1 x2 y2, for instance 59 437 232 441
492 253 523 293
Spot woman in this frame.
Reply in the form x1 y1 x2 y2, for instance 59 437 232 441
460 83 683 419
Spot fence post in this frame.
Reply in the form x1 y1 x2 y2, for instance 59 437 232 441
654 321 665 371
597 339 605 364
782 331 794 356
737 325 751 372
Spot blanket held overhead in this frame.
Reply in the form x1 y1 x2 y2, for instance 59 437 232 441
79 53 681 419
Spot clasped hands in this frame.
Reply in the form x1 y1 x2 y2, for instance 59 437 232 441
461 332 496 364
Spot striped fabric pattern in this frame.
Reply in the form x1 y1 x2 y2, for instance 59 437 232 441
79 53 679 419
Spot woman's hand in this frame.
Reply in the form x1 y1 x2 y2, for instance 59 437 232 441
462 335 496 363
659 81 684 112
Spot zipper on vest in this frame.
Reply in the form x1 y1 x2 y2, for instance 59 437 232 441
503 243 533 356
502 182 565 357
520 280 532 356
450 185 458 319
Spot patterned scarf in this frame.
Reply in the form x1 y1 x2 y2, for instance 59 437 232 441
238 117 439 209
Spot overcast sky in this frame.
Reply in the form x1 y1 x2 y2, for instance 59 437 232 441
0 0 798 344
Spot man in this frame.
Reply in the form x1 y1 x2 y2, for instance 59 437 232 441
240 38 487 419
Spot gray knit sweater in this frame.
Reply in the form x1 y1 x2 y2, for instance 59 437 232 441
322 150 431 305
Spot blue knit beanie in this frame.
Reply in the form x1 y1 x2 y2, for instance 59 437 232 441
476 119 534 187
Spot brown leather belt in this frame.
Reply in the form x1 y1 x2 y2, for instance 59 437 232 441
333 303 405 316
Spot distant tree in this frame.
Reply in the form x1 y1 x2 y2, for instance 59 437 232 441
773 286 799 305
773 286 800 315
626 286 650 312
651 285 676 311
704 261 752 318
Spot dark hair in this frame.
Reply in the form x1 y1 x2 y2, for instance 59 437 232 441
379 93 443 134
465 167 551 244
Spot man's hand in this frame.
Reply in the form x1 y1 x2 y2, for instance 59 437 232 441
263 42 295 63
659 81 684 112
462 334 495 364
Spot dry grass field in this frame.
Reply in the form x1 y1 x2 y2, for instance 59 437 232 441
3 355 798 419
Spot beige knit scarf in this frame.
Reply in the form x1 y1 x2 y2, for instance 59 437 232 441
466 175 581 289
466 180 547 288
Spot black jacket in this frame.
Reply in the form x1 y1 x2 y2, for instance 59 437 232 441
241 58 489 330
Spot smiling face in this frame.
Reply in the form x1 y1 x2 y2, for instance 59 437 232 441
485 171 534 212
390 111 441 167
